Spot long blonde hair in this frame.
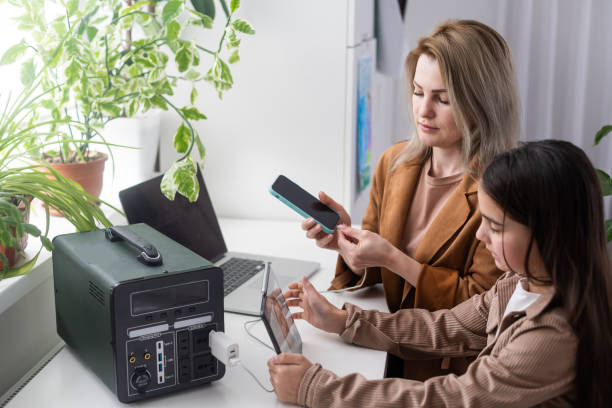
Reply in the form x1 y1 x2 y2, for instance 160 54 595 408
392 20 520 175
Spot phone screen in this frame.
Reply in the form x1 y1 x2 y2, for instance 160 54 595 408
261 268 302 354
271 175 340 230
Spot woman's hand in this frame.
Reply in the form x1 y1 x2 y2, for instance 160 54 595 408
301 191 351 251
336 225 396 272
284 277 347 334
268 353 313 404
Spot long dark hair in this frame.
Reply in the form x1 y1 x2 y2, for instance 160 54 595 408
481 140 612 407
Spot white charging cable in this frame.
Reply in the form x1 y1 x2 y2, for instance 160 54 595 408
243 318 275 351
209 330 274 393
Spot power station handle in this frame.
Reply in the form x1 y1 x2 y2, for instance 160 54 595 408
105 226 163 266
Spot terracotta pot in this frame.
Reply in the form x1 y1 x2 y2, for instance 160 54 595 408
0 197 32 270
46 152 108 217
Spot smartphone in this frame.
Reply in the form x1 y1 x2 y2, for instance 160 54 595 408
269 175 340 234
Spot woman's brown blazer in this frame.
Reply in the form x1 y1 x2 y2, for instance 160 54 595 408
331 141 503 380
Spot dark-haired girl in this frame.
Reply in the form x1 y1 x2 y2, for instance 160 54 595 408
269 140 612 407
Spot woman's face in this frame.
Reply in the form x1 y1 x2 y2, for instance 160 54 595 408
412 54 462 150
476 186 547 278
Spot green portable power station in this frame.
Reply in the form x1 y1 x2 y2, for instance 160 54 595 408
52 223 225 402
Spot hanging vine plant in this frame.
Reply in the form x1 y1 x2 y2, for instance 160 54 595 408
2 0 255 202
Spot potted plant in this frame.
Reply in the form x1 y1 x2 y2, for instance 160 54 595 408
4 0 254 203
0 51 112 279
594 124 612 241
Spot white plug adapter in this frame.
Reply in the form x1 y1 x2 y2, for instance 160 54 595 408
209 330 239 366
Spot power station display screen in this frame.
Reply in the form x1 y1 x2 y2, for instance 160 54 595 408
131 280 209 315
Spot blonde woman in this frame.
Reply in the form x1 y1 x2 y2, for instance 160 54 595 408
302 20 520 380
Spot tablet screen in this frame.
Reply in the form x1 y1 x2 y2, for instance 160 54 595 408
260 266 302 354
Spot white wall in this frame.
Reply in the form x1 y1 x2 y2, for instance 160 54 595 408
160 0 349 221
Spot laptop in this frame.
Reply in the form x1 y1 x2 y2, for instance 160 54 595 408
118 170 319 316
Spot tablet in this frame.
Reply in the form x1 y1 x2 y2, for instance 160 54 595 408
260 263 302 354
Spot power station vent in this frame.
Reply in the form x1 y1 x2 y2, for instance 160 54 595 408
88 280 105 306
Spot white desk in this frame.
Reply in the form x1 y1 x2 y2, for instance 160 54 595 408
4 219 387 407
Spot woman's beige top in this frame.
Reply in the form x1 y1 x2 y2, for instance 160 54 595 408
403 158 464 257
298 272 577 408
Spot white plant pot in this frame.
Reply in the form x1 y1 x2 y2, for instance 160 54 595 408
102 110 161 196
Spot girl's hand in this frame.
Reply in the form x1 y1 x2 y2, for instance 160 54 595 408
268 353 313 404
284 277 347 335
336 225 395 272
301 191 351 251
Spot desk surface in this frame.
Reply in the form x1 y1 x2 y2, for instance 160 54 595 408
5 218 387 407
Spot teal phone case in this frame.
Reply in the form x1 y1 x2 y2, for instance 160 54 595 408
269 186 336 234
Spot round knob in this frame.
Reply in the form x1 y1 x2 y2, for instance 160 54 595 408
130 368 151 392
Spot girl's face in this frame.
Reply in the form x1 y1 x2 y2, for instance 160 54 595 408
412 54 462 150
476 187 547 278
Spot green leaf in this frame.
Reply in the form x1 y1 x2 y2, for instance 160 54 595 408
201 14 214 28
167 20 180 41
597 169 612 196
65 59 81 86
175 46 192 73
173 123 191 153
158 79 174 95
120 0 150 16
228 49 240 64
40 236 53 251
20 58 35 89
127 99 140 117
185 68 200 81
161 163 180 201
135 56 155 68
66 0 79 16
52 20 67 36
47 43 64 68
176 158 200 202
231 18 255 34
0 42 27 65
190 86 198 105
181 107 207 120
226 30 241 48
195 134 206 162
192 49 200 66
161 157 199 202
1 253 39 280
23 224 41 237
62 140 71 156
594 125 612 145
41 99 55 110
230 0 240 14
77 19 87 36
190 0 215 19
139 13 162 37
100 102 122 117
187 8 214 28
162 0 183 25
148 67 165 82
605 219 612 242
64 38 79 57
217 58 233 84
86 26 99 42
150 94 168 110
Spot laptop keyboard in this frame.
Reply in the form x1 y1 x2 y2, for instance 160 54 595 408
220 257 266 296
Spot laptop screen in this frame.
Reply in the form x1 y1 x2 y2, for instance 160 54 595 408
118 170 228 263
